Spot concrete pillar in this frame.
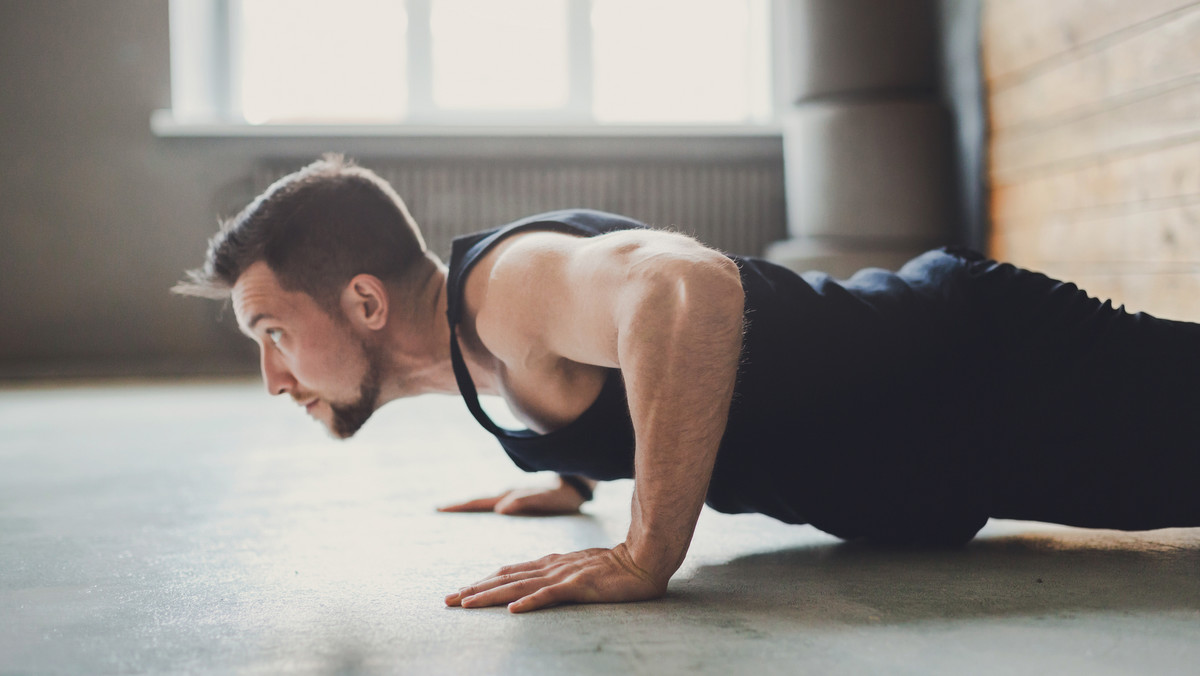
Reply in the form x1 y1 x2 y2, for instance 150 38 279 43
768 0 955 278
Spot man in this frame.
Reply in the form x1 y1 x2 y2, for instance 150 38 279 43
175 156 1200 613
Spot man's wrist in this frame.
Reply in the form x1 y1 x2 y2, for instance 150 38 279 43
623 530 687 582
559 474 593 502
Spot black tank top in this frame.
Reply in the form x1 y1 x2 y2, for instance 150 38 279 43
446 209 991 544
445 209 639 481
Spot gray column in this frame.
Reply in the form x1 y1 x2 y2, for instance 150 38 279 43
768 0 955 278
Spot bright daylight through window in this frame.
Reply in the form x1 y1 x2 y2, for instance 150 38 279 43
175 0 772 128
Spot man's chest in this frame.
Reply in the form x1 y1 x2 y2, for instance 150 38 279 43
494 357 608 434
458 330 607 434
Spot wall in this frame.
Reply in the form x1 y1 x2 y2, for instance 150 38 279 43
0 1 782 379
984 0 1200 320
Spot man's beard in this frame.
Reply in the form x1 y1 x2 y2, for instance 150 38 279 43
328 346 384 439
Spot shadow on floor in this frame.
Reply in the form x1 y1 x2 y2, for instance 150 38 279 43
668 528 1200 624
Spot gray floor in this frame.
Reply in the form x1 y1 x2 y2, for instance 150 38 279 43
1 381 1198 675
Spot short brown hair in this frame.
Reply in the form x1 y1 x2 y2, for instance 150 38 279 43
173 154 435 313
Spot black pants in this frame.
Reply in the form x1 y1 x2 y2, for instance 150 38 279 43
951 249 1200 534
719 248 1199 545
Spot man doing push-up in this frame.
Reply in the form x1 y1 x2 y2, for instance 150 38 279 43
175 156 1200 613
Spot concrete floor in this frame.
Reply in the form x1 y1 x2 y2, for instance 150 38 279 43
1 381 1198 675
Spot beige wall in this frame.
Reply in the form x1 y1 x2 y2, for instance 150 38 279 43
984 0 1200 320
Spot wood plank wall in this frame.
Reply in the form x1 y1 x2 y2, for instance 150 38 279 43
983 0 1200 320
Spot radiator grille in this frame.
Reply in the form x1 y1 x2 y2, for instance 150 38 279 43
258 157 786 259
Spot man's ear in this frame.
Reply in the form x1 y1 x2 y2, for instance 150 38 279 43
340 274 389 331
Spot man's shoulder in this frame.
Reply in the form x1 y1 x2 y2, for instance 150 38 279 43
463 232 573 353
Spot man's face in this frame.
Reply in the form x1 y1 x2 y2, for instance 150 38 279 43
232 261 382 439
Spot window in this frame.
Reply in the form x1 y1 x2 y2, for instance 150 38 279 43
164 0 773 129
429 0 571 113
237 0 411 124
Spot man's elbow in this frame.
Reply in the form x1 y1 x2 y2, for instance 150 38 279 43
708 255 744 308
677 254 745 336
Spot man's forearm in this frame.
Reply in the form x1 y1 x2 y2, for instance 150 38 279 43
617 257 745 581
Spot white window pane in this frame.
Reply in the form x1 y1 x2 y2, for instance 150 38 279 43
239 0 407 124
592 0 766 123
430 0 569 110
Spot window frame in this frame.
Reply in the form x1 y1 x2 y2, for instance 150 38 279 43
156 0 780 137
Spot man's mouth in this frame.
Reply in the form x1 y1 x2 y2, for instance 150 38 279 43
302 399 319 414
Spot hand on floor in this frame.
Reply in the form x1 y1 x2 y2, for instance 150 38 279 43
437 483 584 516
444 543 668 613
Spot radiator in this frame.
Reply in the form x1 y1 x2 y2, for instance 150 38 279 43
257 157 787 259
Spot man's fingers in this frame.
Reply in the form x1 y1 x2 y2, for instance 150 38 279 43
444 570 544 606
436 493 507 512
493 492 526 514
448 547 665 612
459 577 553 609
442 484 581 516
508 583 574 613
445 555 567 605
496 491 576 515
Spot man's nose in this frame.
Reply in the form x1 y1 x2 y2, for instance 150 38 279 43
260 346 296 396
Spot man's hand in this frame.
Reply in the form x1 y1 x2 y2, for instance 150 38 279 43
437 482 585 516
444 543 667 613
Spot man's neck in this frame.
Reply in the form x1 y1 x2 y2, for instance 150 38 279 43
374 267 497 404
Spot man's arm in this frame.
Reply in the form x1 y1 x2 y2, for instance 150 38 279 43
444 229 744 612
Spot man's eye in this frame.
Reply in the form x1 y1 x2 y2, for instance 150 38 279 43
265 329 283 346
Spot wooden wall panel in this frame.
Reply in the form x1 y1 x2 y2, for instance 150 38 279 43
985 0 1200 320
991 78 1200 180
992 200 1200 264
989 5 1200 131
983 0 1197 84
992 138 1200 222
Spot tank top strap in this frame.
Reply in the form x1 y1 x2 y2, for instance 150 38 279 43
448 324 511 436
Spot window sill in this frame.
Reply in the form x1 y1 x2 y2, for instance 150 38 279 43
150 110 783 139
